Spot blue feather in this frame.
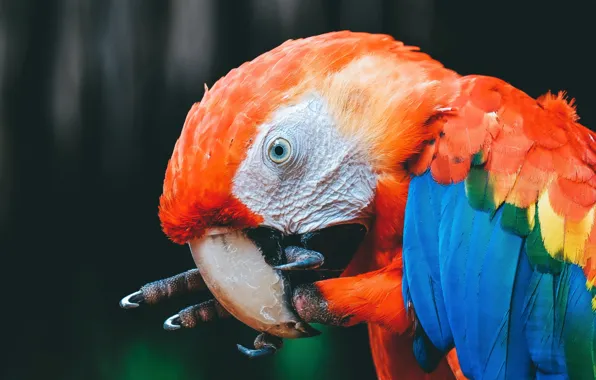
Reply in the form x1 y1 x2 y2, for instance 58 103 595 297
435 179 533 378
437 180 476 374
475 212 532 379
535 374 569 380
522 271 567 375
460 190 496 375
403 171 596 378
402 243 411 312
503 244 535 378
412 319 445 373
403 172 452 353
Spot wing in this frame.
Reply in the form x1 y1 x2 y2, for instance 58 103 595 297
403 76 596 379
409 75 596 293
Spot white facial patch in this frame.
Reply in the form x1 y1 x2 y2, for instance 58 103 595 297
232 92 377 235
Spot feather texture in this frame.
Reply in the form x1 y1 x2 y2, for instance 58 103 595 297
403 173 452 353
405 71 596 377
405 171 596 378
158 31 449 244
409 76 596 306
522 272 567 376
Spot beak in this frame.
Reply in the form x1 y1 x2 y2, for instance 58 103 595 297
189 224 366 339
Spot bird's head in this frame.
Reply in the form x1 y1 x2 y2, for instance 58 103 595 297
158 31 457 339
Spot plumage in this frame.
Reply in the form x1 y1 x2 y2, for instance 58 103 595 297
526 207 564 273
403 67 596 378
403 173 452 353
557 265 596 379
442 175 532 379
522 272 567 376
413 319 446 373
405 169 596 378
410 76 596 295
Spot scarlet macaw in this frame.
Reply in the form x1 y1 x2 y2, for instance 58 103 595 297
120 31 595 379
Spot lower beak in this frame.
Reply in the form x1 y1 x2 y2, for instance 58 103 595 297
189 230 316 338
189 224 366 339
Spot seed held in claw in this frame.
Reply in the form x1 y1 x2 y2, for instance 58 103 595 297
189 230 319 339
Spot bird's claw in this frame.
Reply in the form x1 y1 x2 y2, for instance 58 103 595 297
163 314 182 331
119 290 144 309
237 333 283 359
119 268 206 310
162 299 231 331
273 246 324 271
236 344 277 358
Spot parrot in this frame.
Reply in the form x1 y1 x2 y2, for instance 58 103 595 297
119 31 596 380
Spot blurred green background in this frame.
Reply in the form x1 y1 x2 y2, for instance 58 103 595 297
1 0 593 379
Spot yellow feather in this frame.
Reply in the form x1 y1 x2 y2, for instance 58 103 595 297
562 206 594 265
527 203 536 231
538 191 595 266
491 173 516 209
538 190 565 257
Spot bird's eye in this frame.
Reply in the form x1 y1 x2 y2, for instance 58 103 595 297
268 138 292 164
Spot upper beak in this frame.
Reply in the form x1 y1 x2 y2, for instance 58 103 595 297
189 224 366 339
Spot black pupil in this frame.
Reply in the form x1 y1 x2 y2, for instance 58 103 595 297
274 145 285 157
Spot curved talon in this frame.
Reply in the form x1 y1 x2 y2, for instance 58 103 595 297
163 314 181 331
237 332 283 358
273 246 324 271
236 344 277 358
119 269 206 310
119 290 144 309
163 299 231 331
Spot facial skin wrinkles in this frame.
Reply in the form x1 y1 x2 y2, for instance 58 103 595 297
232 92 377 235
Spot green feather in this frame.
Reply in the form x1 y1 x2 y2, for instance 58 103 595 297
525 207 563 274
471 149 488 166
501 203 533 236
464 167 496 213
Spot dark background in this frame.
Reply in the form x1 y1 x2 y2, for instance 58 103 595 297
1 1 594 379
